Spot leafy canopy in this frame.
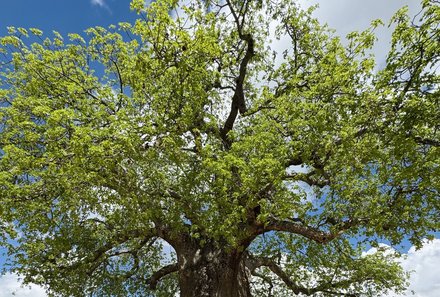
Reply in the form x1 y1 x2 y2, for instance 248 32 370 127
0 0 439 296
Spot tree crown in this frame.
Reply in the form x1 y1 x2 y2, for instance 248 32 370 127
0 0 439 296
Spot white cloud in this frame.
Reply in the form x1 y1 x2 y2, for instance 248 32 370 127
91 0 106 7
362 242 397 257
386 239 440 297
0 273 47 297
364 239 440 297
297 0 422 67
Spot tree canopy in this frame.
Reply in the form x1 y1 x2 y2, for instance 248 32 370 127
0 0 439 296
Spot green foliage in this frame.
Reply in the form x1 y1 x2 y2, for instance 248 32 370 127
0 0 439 296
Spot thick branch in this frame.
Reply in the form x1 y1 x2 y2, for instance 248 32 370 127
220 36 254 147
250 255 305 294
220 1 255 148
411 135 440 147
284 171 329 188
286 157 303 167
147 263 179 290
247 255 358 297
263 217 361 244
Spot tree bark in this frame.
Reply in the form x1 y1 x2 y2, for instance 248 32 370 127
176 242 252 297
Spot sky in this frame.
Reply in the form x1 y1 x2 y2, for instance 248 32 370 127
0 0 439 296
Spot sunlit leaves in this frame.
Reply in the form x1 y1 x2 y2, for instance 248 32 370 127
0 0 439 296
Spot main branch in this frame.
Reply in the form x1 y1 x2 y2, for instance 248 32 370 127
247 254 358 297
147 263 179 290
220 0 255 149
263 217 362 244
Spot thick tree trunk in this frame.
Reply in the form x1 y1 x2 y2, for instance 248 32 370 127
176 243 252 297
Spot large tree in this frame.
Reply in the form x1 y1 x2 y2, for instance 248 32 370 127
0 0 439 296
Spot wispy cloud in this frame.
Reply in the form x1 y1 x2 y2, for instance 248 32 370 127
90 0 112 14
91 0 106 7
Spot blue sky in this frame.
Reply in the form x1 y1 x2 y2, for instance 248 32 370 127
0 0 439 296
0 0 138 37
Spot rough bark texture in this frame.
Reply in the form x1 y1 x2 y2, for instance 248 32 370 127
176 242 252 297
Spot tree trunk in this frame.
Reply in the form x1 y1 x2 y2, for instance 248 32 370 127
176 243 252 297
